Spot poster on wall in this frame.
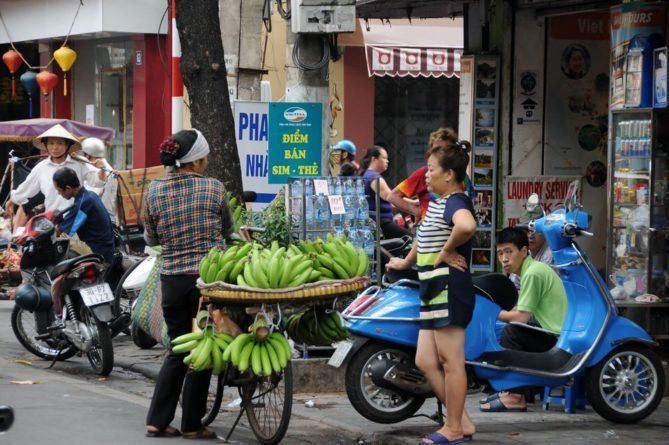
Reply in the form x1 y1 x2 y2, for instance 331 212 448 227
610 3 667 109
544 11 610 178
234 101 282 210
655 47 668 108
458 56 474 144
469 56 499 272
504 176 581 227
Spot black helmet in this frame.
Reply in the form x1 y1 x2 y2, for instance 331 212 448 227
14 283 52 312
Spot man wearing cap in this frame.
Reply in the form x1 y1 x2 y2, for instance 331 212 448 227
329 139 359 176
4 124 107 227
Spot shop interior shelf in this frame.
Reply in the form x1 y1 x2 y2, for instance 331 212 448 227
615 155 651 159
615 302 669 308
614 172 650 180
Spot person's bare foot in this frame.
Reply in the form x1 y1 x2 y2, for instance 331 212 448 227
479 392 527 411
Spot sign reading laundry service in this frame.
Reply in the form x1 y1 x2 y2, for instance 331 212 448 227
268 102 322 184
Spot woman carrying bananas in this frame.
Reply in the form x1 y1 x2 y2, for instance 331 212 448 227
386 141 477 445
144 129 234 440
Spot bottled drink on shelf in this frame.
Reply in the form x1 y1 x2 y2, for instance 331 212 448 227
304 178 314 196
357 195 369 222
355 178 365 196
291 179 302 198
315 194 331 231
361 227 375 278
343 177 355 195
343 194 356 222
349 227 362 249
305 195 316 232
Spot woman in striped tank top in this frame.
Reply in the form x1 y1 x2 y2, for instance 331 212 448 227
386 141 477 445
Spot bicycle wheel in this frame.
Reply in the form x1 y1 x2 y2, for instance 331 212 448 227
201 372 225 426
244 363 293 445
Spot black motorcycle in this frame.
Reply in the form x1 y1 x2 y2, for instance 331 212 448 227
11 210 116 376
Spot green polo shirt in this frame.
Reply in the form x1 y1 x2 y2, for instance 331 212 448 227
518 256 568 333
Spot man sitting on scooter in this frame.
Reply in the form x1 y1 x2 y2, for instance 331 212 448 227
480 227 567 413
53 167 115 264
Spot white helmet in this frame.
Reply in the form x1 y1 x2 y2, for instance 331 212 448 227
81 137 106 158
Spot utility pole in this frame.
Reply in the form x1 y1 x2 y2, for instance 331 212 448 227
285 32 330 176
219 0 266 102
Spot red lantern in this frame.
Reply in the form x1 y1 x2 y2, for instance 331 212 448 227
36 70 58 96
2 49 23 96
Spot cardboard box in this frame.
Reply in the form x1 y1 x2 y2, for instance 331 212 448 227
116 166 165 226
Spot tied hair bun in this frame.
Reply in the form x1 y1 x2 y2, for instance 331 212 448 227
159 139 181 166
455 140 472 154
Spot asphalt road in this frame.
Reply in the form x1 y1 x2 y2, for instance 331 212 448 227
1 300 668 444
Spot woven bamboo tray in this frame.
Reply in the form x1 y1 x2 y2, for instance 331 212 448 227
198 276 371 303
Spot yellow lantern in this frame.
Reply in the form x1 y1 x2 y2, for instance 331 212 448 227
53 46 77 96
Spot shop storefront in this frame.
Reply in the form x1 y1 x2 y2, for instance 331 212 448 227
0 0 169 169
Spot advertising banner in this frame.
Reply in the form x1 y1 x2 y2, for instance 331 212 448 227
233 101 282 210
610 3 667 109
503 176 580 227
268 102 322 185
544 11 610 177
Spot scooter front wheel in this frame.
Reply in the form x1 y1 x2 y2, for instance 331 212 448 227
345 342 426 424
585 344 665 424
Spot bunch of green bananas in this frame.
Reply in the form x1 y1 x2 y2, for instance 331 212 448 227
170 327 235 375
225 191 245 233
199 243 253 284
224 327 292 377
285 308 348 346
297 234 370 280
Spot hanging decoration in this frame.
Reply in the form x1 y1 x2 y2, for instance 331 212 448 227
2 49 23 96
36 70 58 98
20 71 38 118
53 46 77 96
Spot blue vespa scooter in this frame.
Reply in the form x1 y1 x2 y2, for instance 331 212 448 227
330 180 665 425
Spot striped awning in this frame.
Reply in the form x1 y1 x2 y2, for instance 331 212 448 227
365 45 462 78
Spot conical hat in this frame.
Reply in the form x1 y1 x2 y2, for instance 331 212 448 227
32 124 82 151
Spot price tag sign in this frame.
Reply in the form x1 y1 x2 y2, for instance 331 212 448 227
313 179 329 196
328 195 345 215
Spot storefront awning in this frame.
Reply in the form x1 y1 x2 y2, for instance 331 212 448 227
338 18 463 78
365 45 462 78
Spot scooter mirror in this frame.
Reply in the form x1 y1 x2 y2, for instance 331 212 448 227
527 193 540 212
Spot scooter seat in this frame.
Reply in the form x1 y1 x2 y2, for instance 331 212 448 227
50 253 105 279
472 274 518 311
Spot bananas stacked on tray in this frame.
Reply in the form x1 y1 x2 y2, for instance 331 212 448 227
285 308 349 346
225 318 292 376
198 235 369 288
171 325 234 375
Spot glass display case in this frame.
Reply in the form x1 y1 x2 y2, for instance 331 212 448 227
608 109 669 307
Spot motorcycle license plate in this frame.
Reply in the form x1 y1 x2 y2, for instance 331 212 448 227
328 340 354 368
80 284 114 307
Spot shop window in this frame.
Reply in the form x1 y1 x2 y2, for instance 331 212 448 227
374 76 459 187
95 41 134 169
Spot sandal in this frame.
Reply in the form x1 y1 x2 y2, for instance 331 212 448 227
182 428 219 440
479 397 527 413
145 426 182 438
418 432 465 445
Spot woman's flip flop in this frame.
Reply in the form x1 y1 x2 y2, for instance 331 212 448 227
418 432 466 445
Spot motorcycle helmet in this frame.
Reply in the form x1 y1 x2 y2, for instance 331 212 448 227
331 139 356 155
14 283 52 312
81 137 106 158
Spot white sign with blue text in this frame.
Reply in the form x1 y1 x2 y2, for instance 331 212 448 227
234 101 282 211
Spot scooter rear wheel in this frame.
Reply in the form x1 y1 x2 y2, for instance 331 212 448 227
585 344 665 424
345 341 426 424
10 305 77 361
80 305 114 376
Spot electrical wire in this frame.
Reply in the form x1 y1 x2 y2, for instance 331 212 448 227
0 0 84 70
292 33 330 71
276 0 291 20
262 0 272 33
